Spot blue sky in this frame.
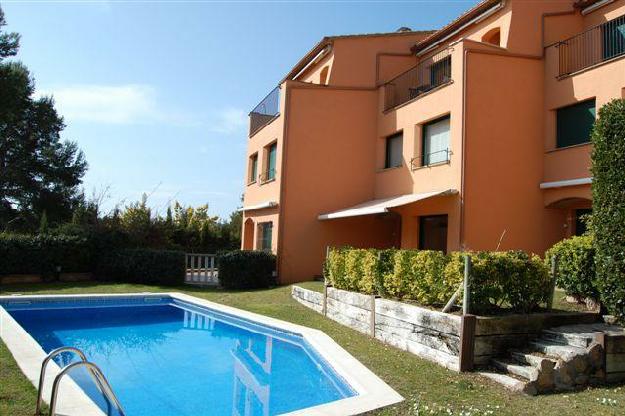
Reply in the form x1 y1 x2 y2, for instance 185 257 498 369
3 0 478 219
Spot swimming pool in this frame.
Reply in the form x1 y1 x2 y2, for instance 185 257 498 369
0 293 402 416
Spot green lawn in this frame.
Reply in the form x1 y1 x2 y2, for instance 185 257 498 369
1 282 622 416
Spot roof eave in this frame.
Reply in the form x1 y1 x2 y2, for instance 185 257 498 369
411 0 504 54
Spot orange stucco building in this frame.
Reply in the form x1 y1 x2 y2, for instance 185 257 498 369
241 0 625 284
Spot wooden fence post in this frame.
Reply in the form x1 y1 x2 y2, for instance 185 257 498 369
595 332 608 382
322 246 330 316
463 254 472 316
459 314 476 372
370 294 376 338
459 253 475 372
548 255 558 310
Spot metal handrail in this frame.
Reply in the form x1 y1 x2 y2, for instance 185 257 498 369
36 346 124 416
37 347 87 415
556 13 625 77
383 48 452 110
410 149 452 170
249 86 280 136
49 361 125 416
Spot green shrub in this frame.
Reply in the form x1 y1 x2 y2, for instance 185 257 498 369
591 98 625 321
326 247 550 313
325 248 396 295
545 235 597 300
374 249 396 296
384 250 456 304
0 233 92 278
95 249 185 285
446 251 551 314
217 250 276 290
326 247 348 289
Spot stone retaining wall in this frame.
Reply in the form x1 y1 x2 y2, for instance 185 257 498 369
293 285 462 370
474 313 600 365
292 285 601 372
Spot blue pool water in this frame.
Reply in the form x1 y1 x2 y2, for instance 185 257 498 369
2 296 356 416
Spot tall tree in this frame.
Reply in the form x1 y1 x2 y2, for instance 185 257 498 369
0 6 87 231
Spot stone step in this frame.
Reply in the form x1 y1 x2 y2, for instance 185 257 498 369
478 370 538 396
491 358 538 381
510 351 557 372
541 329 594 348
529 340 587 361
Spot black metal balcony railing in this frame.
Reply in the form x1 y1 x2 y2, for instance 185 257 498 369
259 169 276 183
249 86 280 137
557 14 625 77
384 49 452 111
410 149 451 170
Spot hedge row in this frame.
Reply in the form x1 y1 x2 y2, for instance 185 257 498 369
545 235 597 300
96 249 186 285
325 248 551 314
0 234 93 277
217 250 276 289
0 233 185 285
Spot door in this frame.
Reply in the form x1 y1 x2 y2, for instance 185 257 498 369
419 215 448 253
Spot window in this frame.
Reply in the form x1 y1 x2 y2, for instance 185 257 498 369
263 143 277 182
258 222 273 251
248 153 258 184
602 14 625 60
556 99 596 148
429 55 451 87
419 215 448 253
422 116 450 166
384 132 403 169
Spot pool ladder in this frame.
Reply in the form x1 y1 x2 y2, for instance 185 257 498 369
36 346 126 416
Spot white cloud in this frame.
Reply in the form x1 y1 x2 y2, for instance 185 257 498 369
36 84 196 126
208 107 248 135
36 84 248 135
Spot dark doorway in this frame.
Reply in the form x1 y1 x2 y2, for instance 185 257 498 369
419 214 448 253
574 209 592 236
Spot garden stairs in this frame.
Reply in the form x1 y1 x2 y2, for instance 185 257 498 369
478 323 615 395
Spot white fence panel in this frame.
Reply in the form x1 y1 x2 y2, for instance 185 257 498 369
185 253 218 286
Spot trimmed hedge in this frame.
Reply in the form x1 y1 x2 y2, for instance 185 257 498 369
446 251 550 314
385 250 456 305
591 98 625 321
545 235 597 300
217 250 276 290
325 248 551 314
96 249 185 285
0 233 92 278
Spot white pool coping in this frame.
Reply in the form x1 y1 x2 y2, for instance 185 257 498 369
0 292 404 416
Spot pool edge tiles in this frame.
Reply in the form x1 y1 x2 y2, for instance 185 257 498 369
0 292 404 416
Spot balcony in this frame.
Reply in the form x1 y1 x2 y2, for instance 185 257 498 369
383 48 452 111
557 14 625 78
410 149 452 170
249 86 280 137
